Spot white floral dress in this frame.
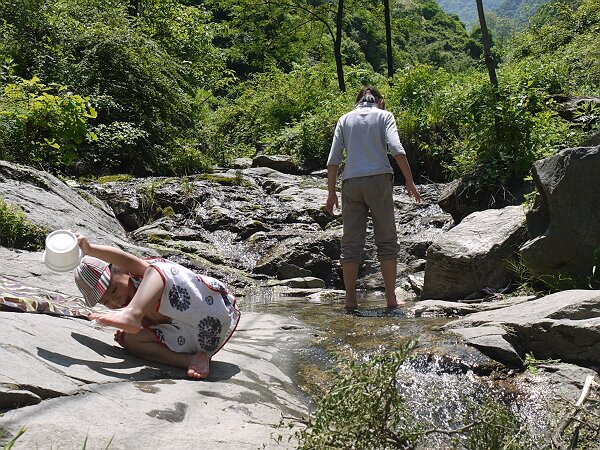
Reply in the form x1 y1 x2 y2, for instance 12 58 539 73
140 260 240 356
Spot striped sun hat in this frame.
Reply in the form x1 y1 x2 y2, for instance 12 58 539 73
74 256 111 307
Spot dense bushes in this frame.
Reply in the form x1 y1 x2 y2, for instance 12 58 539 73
0 0 222 176
0 76 97 171
0 196 46 250
505 0 600 95
0 0 598 184
198 64 349 167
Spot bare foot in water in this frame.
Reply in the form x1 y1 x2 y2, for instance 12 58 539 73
89 308 142 334
345 299 358 311
386 296 405 310
188 352 210 379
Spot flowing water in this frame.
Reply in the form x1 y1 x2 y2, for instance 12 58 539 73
238 289 555 447
219 185 558 447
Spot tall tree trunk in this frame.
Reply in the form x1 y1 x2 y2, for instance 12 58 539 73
129 0 139 17
383 0 394 80
334 0 346 92
475 0 498 95
475 0 501 140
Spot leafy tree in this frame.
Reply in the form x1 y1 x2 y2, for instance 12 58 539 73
0 0 230 175
383 0 394 79
204 0 317 78
0 76 97 170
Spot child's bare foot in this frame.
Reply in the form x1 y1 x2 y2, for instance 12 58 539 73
89 308 142 334
187 352 210 379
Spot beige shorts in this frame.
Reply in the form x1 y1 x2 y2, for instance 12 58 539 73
341 173 399 263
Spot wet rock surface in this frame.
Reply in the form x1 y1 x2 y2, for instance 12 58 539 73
1 159 598 447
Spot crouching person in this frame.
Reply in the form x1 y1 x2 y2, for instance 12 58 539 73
74 234 240 379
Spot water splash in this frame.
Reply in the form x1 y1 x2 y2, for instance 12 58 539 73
202 229 260 269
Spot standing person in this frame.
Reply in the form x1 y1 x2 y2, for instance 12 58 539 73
326 86 421 310
73 234 240 379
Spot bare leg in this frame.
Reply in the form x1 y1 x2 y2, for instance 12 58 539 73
380 258 403 309
342 261 360 310
122 329 210 379
89 267 165 333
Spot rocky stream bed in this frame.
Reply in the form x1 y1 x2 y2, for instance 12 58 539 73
0 156 598 448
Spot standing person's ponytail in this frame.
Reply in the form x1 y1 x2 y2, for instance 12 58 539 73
355 86 383 106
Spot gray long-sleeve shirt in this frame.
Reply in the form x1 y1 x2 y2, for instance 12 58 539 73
326 102 406 181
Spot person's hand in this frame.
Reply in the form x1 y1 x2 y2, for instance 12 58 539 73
326 192 339 215
75 232 92 255
405 181 421 203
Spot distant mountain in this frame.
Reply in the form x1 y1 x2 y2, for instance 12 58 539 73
435 0 549 28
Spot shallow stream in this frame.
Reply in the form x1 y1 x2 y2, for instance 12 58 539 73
238 289 554 447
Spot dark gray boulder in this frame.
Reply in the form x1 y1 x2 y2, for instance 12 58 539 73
437 174 533 224
520 146 600 279
252 154 298 174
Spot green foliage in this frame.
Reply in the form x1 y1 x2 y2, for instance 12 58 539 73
524 352 540 374
162 206 175 218
573 99 600 131
465 69 577 189
270 100 348 171
506 0 600 95
136 181 161 225
0 0 597 185
0 76 97 170
508 251 600 295
294 342 423 449
0 197 46 250
523 352 560 375
385 58 584 187
0 427 26 450
204 0 318 77
135 0 227 86
199 64 345 163
390 0 478 72
0 0 226 176
80 121 148 175
290 342 541 449
165 141 215 176
463 396 537 450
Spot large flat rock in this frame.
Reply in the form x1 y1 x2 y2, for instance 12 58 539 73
0 311 310 449
446 290 600 368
